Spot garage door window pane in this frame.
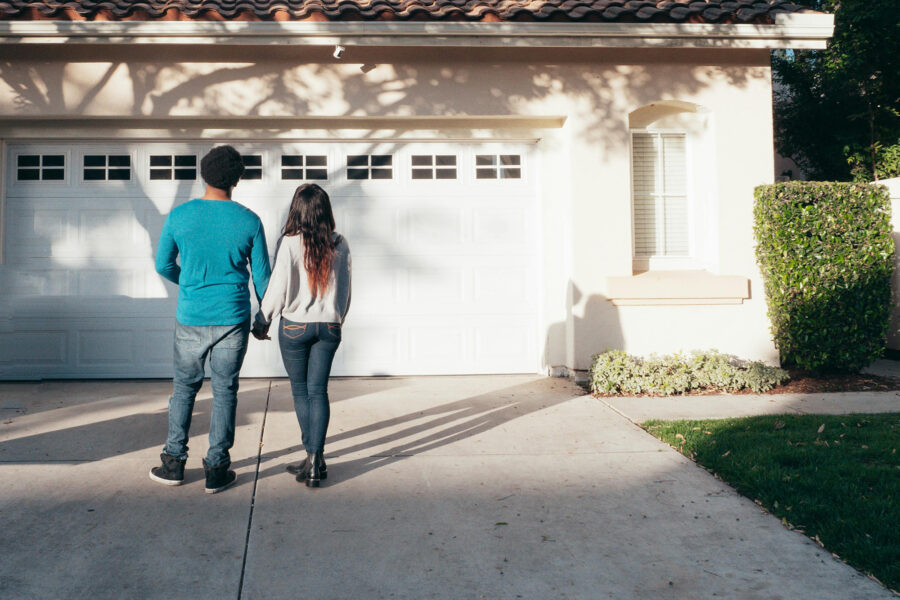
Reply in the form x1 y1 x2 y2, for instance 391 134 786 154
411 154 457 180
281 155 328 180
83 154 131 181
17 154 66 181
108 155 131 168
346 155 393 180
476 154 521 179
242 155 263 180
150 155 196 181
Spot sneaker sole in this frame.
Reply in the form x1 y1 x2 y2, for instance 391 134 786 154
205 477 237 494
149 469 183 486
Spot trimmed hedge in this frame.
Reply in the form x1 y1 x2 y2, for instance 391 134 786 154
753 182 893 371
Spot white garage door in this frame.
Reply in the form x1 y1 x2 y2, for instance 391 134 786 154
0 140 539 378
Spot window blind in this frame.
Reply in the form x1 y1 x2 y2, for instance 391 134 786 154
631 132 689 258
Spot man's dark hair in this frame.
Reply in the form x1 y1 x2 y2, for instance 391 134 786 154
200 145 245 190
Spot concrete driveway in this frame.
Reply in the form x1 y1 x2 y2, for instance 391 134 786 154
0 375 890 599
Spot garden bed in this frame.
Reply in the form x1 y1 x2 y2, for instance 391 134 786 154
592 369 900 397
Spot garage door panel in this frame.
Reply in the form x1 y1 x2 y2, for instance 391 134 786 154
407 208 465 245
1 269 69 297
474 318 537 364
351 267 399 306
140 329 176 366
2 140 539 378
0 331 68 366
408 267 466 304
474 266 535 307
78 330 135 365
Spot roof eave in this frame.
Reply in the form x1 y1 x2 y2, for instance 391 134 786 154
0 13 835 50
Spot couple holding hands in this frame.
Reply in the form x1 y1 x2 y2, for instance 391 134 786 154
149 145 351 493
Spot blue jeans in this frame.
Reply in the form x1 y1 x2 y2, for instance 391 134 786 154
279 320 341 454
163 319 250 466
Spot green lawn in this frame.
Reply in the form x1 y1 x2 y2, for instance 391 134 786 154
642 414 900 592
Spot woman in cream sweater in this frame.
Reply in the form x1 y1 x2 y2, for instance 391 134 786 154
252 183 351 487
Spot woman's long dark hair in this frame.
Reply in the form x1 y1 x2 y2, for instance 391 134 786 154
282 183 336 297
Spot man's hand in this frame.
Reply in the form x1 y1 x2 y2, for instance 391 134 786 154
251 321 270 341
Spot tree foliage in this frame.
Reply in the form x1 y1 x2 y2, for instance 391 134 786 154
773 0 900 181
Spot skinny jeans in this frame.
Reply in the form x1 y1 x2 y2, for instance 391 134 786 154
278 319 341 454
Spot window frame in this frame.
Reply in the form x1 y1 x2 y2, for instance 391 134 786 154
409 153 459 181
474 153 524 181
280 153 329 182
78 151 135 184
345 154 394 181
147 153 199 182
11 150 71 186
629 129 696 272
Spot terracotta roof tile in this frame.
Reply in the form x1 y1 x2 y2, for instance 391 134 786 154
0 0 814 23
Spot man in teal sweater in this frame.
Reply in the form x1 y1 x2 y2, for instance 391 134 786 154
150 145 271 494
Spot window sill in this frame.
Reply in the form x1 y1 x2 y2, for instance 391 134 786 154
606 270 750 306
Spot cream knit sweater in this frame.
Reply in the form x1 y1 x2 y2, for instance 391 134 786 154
255 233 351 327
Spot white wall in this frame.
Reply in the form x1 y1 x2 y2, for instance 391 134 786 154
0 45 780 374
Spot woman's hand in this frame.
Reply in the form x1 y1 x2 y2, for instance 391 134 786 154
251 320 270 341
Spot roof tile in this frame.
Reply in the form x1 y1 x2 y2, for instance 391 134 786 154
0 0 815 23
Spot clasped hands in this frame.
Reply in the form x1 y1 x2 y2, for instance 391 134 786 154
251 316 270 341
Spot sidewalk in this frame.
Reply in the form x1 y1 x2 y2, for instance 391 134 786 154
0 375 894 599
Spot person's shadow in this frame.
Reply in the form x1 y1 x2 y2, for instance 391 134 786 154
252 377 582 486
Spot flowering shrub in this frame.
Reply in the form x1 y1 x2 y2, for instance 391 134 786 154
590 350 789 396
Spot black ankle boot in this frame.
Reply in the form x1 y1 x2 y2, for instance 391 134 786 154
305 451 324 488
286 456 310 477
289 453 327 481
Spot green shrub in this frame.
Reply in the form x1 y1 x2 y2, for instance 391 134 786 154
753 182 893 372
590 350 789 396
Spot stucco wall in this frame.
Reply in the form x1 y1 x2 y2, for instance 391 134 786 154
0 45 780 372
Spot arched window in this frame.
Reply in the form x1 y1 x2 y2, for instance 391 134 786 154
628 101 715 272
